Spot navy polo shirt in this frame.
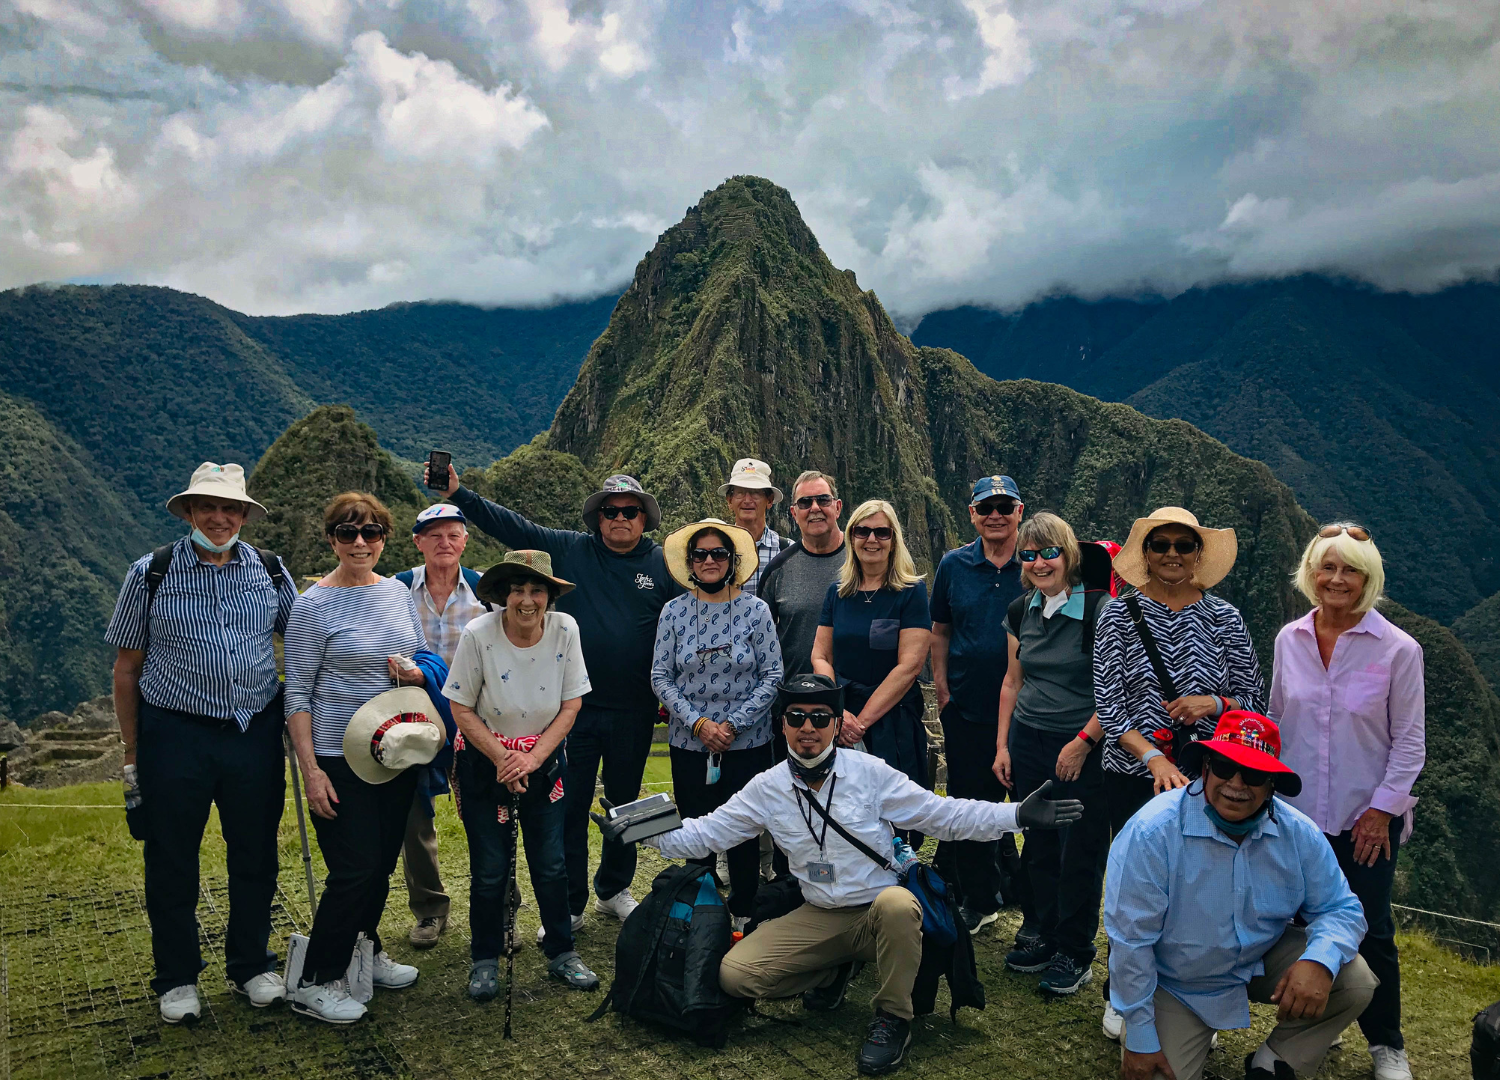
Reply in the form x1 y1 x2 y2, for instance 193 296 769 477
930 539 1025 724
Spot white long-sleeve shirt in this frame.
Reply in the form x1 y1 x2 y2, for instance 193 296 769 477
651 749 1019 908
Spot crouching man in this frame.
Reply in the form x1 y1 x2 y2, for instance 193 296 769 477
1106 712 1376 1080
647 674 1083 1075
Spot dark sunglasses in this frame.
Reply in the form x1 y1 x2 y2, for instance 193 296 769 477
1018 546 1063 562
793 494 836 510
331 523 387 544
784 709 835 729
1318 524 1372 542
1207 754 1270 788
851 525 893 540
598 505 642 520
1146 538 1200 555
689 547 732 564
974 498 1019 517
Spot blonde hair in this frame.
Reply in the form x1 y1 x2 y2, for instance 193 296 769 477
838 499 922 597
1294 524 1385 614
1017 512 1082 589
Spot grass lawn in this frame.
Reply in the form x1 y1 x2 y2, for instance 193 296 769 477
2 774 1493 1080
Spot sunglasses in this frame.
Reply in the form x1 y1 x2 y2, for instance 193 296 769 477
1318 524 1372 542
784 709 835 729
1018 546 1063 563
793 494 836 510
851 525 893 540
974 498 1019 517
331 523 387 544
598 505 642 520
1206 754 1270 788
689 547 732 564
1146 538 1200 555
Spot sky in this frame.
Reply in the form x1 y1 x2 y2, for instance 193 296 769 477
3 0 1500 318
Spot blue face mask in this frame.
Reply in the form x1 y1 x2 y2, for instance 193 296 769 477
191 527 240 554
1203 799 1270 837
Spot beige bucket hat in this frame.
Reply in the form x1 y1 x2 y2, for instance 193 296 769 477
166 462 267 523
343 686 445 785
663 518 759 589
475 549 576 606
717 457 783 505
1112 506 1238 590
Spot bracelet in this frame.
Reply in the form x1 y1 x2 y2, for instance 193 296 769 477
1141 748 1164 765
1077 730 1097 748
1209 696 1224 719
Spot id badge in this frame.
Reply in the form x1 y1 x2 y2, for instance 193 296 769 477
808 861 837 884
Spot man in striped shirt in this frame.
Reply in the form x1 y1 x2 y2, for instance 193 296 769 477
106 463 298 1025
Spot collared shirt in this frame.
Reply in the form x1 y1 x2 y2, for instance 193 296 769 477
1013 584 1098 733
105 536 298 730
1105 788 1366 1055
653 749 1020 908
405 564 489 668
930 539 1025 723
740 524 783 599
1270 608 1425 838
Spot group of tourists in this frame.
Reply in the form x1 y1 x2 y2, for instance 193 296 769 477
108 454 1426 1080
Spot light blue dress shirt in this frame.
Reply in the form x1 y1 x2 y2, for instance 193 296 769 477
1104 787 1366 1054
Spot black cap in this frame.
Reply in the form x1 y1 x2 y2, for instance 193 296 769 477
775 673 845 716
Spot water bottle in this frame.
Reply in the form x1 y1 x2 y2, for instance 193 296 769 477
891 836 919 875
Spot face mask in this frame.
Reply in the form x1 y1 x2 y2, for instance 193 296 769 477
788 741 836 785
191 527 240 554
706 753 721 786
1203 798 1270 838
693 575 730 594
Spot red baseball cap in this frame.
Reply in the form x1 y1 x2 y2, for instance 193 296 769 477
1179 711 1302 797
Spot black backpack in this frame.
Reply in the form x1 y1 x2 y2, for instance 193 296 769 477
145 543 287 642
1475 999 1500 1078
1006 587 1109 653
587 865 741 1048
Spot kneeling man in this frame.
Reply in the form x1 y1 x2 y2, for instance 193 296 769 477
649 674 1083 1075
1106 712 1375 1080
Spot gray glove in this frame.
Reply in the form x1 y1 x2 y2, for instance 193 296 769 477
1017 780 1085 829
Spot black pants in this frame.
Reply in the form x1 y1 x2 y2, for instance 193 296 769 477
670 742 774 917
934 706 1006 916
1105 768 1158 837
137 695 285 995
1008 722 1110 961
1328 817 1404 1049
562 704 656 915
304 756 417 984
769 726 791 878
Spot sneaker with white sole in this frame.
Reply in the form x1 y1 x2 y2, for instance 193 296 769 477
594 889 639 921
1370 1046 1413 1080
371 951 419 989
159 984 201 1025
536 913 586 946
1102 1002 1124 1041
232 972 286 1007
291 978 366 1024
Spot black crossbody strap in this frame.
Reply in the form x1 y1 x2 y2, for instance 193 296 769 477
797 787 897 873
1123 595 1179 701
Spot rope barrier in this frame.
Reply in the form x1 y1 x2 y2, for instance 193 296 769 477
1391 903 1500 932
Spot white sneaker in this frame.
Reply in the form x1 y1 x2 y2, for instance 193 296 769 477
232 972 286 1007
159 984 201 1025
1102 1002 1124 1042
291 978 366 1024
371 951 419 989
536 913 585 946
1371 1046 1413 1080
594 889 639 921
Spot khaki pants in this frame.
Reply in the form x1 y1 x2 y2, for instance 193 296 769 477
1134 927 1378 1080
719 887 922 1019
402 792 449 921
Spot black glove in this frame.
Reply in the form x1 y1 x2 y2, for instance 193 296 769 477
589 797 634 845
1017 780 1085 829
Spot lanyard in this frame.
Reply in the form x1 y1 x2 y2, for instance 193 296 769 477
795 775 838 853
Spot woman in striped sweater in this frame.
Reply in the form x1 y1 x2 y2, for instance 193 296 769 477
284 492 428 1024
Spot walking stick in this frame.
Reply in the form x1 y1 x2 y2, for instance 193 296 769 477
284 732 318 918
503 788 520 1039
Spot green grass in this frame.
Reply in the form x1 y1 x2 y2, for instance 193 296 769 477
2 775 1495 1080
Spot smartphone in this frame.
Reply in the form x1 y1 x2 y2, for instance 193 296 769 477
426 450 451 490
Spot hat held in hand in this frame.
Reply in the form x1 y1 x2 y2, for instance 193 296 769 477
344 686 445 785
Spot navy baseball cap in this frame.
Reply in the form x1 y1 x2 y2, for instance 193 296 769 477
413 503 468 534
970 475 1022 505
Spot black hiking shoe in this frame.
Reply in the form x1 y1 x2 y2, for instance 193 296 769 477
857 1010 913 1075
1014 921 1042 950
1005 938 1058 973
803 960 861 1012
1244 1053 1296 1080
1038 952 1093 995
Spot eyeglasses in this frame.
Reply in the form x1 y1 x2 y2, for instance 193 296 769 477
598 505 642 521
1018 547 1063 562
784 709 835 729
793 494 836 510
974 498 1019 518
851 525 893 540
1146 538 1200 555
1206 754 1270 788
1318 524 1372 542
689 547 732 564
331 523 387 544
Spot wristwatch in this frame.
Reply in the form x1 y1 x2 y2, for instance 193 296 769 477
1076 730 1097 748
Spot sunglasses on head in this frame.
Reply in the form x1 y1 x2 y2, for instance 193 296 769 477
598 505 642 521
332 523 387 544
689 547 732 564
1018 546 1063 562
1206 754 1270 788
974 498 1019 518
784 709 835 729
851 525 893 540
1146 537 1200 555
1318 524 1372 542
793 494 836 510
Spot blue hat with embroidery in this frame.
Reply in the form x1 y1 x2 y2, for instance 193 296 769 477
412 503 467 534
970 475 1022 505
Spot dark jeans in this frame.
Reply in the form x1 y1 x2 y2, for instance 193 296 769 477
303 755 416 984
670 742 774 917
1105 768 1158 838
457 747 573 961
137 695 285 995
562 704 656 915
1328 817 1404 1049
935 705 1006 916
1008 721 1110 961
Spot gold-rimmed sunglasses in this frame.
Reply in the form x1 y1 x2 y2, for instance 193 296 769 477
1318 524 1372 542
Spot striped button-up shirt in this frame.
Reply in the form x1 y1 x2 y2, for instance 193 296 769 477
405 564 489 668
105 536 298 730
741 525 783 599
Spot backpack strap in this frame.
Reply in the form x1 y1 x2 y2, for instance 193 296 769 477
144 543 176 617
1123 595 1179 700
254 547 286 593
1005 590 1031 640
1081 589 1107 656
461 566 491 611
395 569 415 588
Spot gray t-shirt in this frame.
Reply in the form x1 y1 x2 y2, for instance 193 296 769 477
758 540 846 677
1012 587 1100 733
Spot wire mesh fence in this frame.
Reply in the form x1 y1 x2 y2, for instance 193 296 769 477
1392 904 1500 965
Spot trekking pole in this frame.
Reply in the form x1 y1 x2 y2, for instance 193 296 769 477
503 788 520 1039
284 732 318 919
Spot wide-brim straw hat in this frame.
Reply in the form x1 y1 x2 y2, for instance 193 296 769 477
475 549 576 605
1112 507 1237 590
166 462 267 523
663 518 759 589
344 686 445 785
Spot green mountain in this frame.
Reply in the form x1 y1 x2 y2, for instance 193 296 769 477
912 280 1500 623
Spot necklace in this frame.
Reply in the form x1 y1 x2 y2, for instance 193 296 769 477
858 588 878 603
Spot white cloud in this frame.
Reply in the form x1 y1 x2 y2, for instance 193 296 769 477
945 0 1033 98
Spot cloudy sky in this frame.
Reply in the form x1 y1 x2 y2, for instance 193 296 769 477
3 0 1499 318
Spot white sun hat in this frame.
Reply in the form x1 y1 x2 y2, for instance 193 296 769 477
165 462 267 523
343 686 445 785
